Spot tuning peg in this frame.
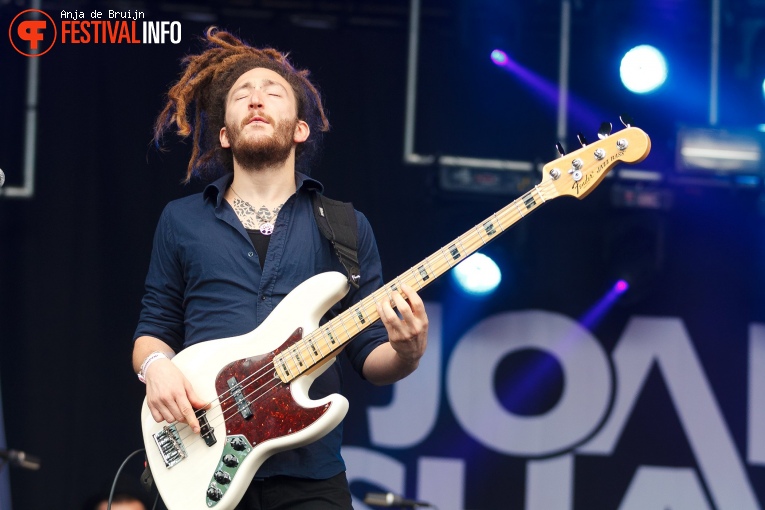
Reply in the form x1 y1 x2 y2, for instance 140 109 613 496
598 122 612 139
555 142 566 156
577 132 588 147
620 113 634 128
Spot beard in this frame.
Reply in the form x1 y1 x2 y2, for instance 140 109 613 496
225 113 299 171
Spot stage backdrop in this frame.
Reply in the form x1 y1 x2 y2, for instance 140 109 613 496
337 185 765 510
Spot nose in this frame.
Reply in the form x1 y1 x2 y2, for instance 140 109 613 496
248 89 264 109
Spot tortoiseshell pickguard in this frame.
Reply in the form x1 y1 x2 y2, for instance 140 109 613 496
214 328 330 445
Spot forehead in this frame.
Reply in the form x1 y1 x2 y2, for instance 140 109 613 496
227 67 294 99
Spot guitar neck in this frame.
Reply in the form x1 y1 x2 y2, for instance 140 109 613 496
274 181 558 383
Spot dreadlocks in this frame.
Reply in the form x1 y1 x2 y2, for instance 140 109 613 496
154 27 330 182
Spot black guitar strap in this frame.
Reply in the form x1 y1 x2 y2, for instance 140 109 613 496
312 191 361 288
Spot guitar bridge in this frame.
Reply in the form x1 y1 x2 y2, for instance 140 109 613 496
152 424 187 468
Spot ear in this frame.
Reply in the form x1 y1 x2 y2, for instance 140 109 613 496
220 126 231 149
293 120 310 144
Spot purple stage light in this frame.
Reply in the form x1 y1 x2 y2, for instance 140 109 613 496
490 49 509 66
579 280 630 331
489 50 607 130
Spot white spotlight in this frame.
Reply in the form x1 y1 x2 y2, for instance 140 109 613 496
620 45 668 94
453 253 502 296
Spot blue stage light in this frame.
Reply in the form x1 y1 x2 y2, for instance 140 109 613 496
453 253 502 296
620 45 667 94
490 49 509 67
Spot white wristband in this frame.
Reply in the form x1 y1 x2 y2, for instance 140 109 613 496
137 351 168 383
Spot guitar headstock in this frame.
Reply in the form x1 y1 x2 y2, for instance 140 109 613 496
542 126 651 199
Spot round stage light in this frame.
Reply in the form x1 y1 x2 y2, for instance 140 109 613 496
620 45 667 94
491 49 509 67
453 253 502 296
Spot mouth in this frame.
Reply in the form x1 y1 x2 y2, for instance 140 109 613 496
246 116 269 126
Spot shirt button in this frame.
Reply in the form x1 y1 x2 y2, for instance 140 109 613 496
261 296 266 301
248 252 254 257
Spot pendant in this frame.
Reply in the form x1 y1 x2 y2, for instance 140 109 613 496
259 222 274 235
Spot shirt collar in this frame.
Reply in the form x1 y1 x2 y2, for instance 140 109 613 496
203 172 324 207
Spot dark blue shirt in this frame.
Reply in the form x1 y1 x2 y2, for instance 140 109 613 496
134 172 388 479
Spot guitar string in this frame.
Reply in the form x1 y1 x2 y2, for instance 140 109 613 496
165 316 367 448
165 201 533 450
164 180 549 448
162 193 541 450
171 375 284 452
168 323 357 448
157 178 563 451
173 174 590 451
214 165 617 416
172 363 285 443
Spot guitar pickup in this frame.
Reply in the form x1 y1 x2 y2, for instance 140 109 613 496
227 377 253 420
195 408 217 447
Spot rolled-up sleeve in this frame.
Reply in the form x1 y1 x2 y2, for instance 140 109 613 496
133 206 185 352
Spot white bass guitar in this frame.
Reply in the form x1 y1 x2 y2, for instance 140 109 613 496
141 124 651 509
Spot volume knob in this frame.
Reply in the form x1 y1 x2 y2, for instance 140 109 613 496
230 437 246 451
207 486 223 501
214 470 232 485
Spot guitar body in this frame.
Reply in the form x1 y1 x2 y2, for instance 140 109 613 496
141 271 352 510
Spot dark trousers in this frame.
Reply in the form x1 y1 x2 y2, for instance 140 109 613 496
234 471 353 510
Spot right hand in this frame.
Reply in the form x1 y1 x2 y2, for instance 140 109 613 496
144 358 209 434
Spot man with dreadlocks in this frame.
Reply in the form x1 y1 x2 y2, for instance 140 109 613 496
131 28 428 509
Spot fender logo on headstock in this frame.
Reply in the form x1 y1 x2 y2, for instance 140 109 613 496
571 172 594 196
571 149 627 195
546 126 651 201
